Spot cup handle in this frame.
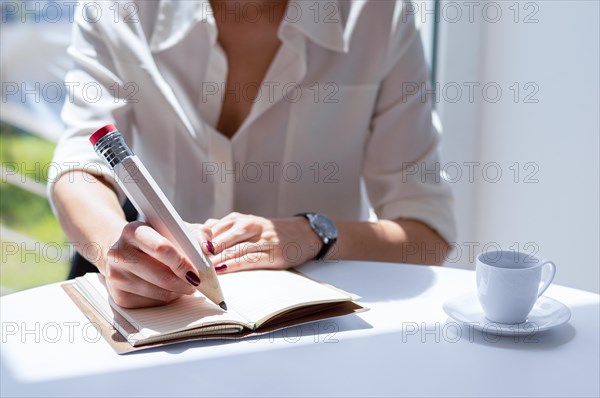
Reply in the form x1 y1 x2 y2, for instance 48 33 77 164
537 260 556 298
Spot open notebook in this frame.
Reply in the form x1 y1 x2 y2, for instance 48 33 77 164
62 270 365 354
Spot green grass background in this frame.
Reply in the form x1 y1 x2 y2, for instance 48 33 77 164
0 123 69 293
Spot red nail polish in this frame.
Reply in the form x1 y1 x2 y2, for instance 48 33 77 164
186 271 200 286
215 264 228 272
206 240 216 255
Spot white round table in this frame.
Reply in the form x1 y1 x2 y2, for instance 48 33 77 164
1 261 598 397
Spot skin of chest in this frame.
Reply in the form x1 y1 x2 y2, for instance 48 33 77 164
210 0 288 137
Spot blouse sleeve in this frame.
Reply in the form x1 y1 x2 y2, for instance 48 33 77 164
362 12 456 244
47 2 133 210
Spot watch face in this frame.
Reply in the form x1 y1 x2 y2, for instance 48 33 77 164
311 214 338 240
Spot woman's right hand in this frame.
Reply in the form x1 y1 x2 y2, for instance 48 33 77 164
102 221 212 308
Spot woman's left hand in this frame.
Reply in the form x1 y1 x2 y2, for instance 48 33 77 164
204 212 322 273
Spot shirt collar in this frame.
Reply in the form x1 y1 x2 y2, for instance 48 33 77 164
149 0 361 54
282 0 346 53
149 0 214 52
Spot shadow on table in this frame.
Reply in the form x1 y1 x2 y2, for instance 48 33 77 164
152 312 374 355
297 260 436 302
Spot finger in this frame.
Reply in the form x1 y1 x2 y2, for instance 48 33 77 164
108 244 196 296
121 222 201 287
106 268 183 307
123 249 197 295
185 222 212 240
205 212 241 234
212 224 261 255
209 212 247 236
109 287 181 309
203 218 219 228
185 222 215 255
210 217 236 237
220 212 243 221
212 241 270 265
213 252 278 274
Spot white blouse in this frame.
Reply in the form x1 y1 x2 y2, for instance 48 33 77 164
49 0 456 243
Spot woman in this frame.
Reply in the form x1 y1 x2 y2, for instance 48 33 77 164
50 0 455 308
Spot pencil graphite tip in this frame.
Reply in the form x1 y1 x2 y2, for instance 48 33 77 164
219 301 228 311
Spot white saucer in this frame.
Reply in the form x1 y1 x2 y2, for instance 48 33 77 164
443 294 571 336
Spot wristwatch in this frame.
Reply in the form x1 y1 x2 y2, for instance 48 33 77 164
295 213 338 260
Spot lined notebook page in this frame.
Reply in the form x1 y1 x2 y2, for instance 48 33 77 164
79 274 250 338
218 270 351 326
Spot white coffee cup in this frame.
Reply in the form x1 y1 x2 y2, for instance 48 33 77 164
476 250 556 324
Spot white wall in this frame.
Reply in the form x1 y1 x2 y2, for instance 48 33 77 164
437 1 599 293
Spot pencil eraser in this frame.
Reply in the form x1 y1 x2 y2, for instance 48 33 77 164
90 124 118 145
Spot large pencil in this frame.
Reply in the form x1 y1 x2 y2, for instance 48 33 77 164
90 124 227 310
